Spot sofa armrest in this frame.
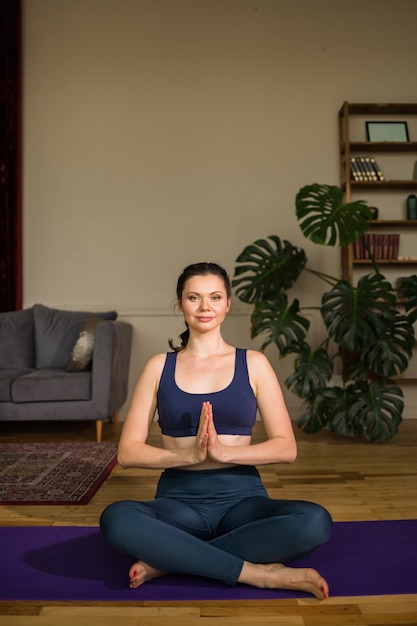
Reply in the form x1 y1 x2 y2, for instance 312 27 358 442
91 320 133 418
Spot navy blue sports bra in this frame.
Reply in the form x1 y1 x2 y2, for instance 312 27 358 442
157 348 257 437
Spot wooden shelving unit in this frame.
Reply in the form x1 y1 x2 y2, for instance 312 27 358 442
339 102 417 281
338 102 417 384
344 181 417 191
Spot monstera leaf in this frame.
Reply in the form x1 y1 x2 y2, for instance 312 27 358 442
296 386 340 434
250 293 310 354
347 379 404 442
286 344 333 397
233 235 307 304
362 311 415 377
325 384 357 437
321 274 396 352
296 183 372 246
299 379 404 442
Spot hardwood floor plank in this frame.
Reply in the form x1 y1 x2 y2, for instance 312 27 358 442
303 614 417 625
40 606 200 616
200 604 361 617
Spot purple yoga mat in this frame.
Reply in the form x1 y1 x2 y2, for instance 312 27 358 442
1 520 417 601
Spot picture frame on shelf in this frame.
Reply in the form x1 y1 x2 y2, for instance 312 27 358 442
366 121 409 142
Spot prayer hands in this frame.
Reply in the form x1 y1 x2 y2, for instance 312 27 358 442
193 401 225 464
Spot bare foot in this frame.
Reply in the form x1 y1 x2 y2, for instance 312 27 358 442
128 560 166 589
239 562 329 599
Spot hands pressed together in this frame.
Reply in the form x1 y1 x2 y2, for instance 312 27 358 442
193 401 225 465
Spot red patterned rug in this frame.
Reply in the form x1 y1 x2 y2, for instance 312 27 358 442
0 442 118 504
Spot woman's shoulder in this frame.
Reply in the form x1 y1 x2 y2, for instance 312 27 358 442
148 352 168 361
245 349 275 376
142 352 170 376
245 348 270 365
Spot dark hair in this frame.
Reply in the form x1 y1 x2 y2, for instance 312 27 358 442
168 262 232 352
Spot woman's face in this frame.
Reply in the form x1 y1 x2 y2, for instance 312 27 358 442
179 274 231 331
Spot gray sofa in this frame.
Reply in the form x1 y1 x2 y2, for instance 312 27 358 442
0 304 133 441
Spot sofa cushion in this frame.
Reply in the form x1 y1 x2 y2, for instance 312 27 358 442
0 308 35 369
66 316 102 372
33 304 117 369
0 369 34 401
11 369 92 402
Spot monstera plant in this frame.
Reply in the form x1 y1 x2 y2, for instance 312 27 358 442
233 184 417 442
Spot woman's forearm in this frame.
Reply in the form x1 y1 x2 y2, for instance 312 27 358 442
210 436 297 466
117 442 200 470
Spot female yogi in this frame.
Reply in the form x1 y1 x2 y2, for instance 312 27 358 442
100 262 332 599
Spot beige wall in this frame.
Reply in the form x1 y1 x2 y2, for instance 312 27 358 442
22 0 417 418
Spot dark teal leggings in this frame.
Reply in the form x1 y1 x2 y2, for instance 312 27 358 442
100 466 332 586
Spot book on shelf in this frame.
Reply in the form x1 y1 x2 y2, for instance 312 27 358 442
356 157 368 180
350 156 362 181
363 156 377 181
349 156 385 182
353 233 399 260
369 156 385 181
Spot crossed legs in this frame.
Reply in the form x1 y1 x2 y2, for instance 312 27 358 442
100 495 332 598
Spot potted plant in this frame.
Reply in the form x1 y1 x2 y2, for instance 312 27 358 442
233 184 417 442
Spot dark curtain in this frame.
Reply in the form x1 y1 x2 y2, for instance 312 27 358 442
0 0 22 312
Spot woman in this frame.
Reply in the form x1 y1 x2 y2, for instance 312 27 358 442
100 262 332 599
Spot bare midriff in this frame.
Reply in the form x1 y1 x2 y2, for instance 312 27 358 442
161 433 252 470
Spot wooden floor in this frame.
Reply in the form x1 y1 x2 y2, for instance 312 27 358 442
1 418 417 626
